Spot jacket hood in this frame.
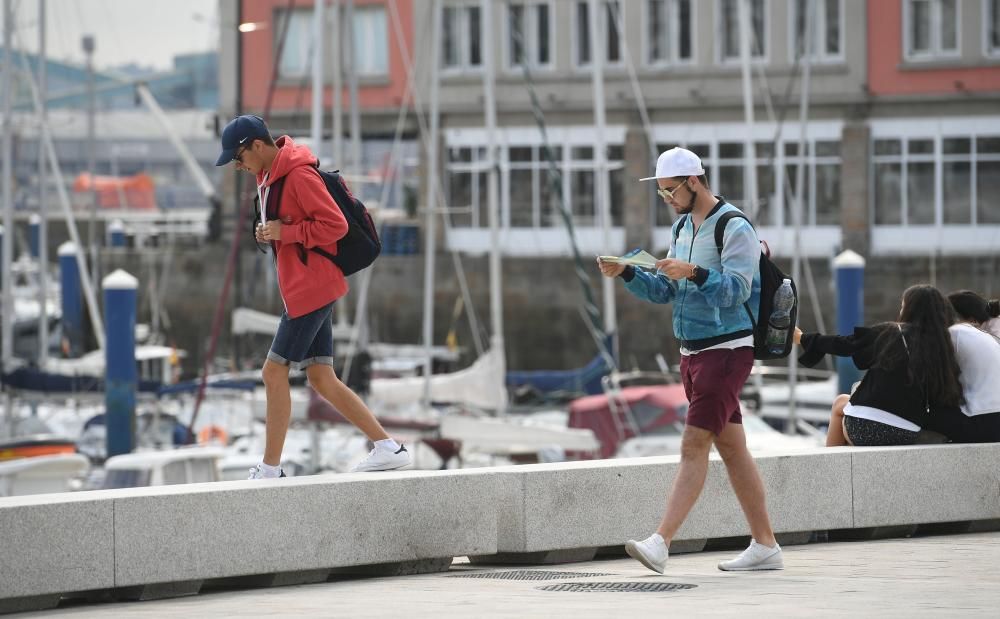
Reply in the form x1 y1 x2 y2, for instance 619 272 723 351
260 135 318 186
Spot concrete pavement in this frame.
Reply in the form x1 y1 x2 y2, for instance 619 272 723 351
20 531 1000 618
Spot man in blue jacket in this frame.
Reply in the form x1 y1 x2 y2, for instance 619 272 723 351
597 147 782 573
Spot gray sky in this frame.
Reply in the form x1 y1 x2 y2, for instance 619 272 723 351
4 0 218 72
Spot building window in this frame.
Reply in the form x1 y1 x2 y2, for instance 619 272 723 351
718 0 767 62
986 0 1000 56
791 0 843 62
352 5 389 77
874 135 1000 226
446 141 624 229
507 2 552 70
872 138 936 225
446 147 488 228
575 1 623 67
276 9 313 79
443 4 482 70
277 6 388 79
977 137 1000 224
647 0 694 65
904 0 959 59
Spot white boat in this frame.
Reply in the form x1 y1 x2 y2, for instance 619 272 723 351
96 447 223 489
0 453 90 497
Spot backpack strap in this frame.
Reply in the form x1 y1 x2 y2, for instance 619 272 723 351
712 210 752 256
712 209 758 329
671 214 688 250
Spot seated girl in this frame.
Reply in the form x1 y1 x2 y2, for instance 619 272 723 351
793 285 964 447
945 290 1000 443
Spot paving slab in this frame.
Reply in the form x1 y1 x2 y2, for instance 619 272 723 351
23 532 1000 618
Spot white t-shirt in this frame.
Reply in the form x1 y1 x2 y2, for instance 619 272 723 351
949 323 1000 416
680 335 753 356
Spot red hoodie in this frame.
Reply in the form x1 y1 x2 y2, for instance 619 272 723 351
257 136 349 318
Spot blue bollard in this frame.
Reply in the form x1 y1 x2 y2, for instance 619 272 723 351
58 241 83 357
107 219 126 248
29 214 41 258
103 269 138 458
834 250 866 395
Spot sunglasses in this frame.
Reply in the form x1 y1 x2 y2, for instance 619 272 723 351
233 143 251 164
656 182 688 201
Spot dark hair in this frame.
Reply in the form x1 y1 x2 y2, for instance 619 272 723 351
671 174 709 188
255 134 275 147
886 285 963 407
948 289 1000 324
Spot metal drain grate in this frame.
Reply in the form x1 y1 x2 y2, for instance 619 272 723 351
539 582 697 593
450 570 613 581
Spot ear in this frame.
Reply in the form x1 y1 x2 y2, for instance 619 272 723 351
686 175 699 189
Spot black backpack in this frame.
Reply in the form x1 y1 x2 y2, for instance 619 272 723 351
673 210 798 360
253 166 381 276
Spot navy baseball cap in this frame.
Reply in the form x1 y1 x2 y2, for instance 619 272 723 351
215 115 272 166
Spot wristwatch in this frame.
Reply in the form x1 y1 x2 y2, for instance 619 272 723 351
686 265 704 282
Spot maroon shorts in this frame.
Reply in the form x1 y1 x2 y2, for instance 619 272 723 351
680 347 754 436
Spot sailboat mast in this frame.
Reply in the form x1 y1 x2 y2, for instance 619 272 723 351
588 0 616 341
37 0 50 366
311 0 325 161
737 0 759 219
2 0 14 367
787 0 816 434
421 0 443 406
483 0 505 415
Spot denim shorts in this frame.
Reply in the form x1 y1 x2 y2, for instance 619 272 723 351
267 302 335 371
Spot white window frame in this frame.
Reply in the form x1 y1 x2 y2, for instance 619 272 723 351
441 2 484 74
788 0 845 64
984 0 1000 58
443 126 629 256
643 0 697 67
352 4 390 78
869 117 1000 256
572 0 626 70
716 0 770 65
275 8 313 80
504 1 555 73
902 0 961 61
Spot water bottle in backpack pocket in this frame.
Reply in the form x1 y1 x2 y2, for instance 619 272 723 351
765 279 795 356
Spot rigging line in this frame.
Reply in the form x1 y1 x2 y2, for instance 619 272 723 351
262 0 297 119
607 0 661 216
385 0 486 357
749 26 832 366
507 5 614 370
342 0 426 385
189 0 299 436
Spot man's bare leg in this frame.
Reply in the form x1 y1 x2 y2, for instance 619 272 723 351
714 421 777 546
655 425 715 544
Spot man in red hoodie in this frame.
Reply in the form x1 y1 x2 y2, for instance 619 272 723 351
216 115 411 478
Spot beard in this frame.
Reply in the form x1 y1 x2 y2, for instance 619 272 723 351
673 190 697 215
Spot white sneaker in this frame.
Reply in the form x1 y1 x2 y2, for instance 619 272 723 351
351 443 411 472
247 465 286 480
625 533 669 574
718 539 783 571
